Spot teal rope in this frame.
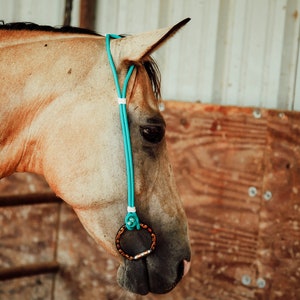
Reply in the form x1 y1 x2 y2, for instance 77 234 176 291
105 34 140 231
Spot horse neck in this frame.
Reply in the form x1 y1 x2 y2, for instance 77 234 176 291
0 31 104 178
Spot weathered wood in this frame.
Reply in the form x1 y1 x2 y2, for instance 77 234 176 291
163 101 300 300
0 193 61 206
63 0 73 26
0 261 59 280
163 102 268 299
80 0 96 30
0 203 60 269
0 173 51 196
0 274 55 300
258 110 300 299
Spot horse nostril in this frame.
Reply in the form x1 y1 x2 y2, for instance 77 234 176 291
177 259 191 280
183 260 191 277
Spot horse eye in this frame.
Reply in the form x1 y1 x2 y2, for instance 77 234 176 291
140 125 165 144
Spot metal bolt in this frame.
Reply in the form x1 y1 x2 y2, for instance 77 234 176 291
256 278 266 288
248 187 257 197
241 274 251 286
253 109 261 119
158 102 165 112
263 191 272 201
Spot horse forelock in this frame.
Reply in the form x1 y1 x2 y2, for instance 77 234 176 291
142 58 161 100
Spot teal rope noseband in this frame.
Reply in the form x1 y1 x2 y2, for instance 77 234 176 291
106 34 140 231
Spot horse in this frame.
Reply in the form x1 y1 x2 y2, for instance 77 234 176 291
0 18 191 295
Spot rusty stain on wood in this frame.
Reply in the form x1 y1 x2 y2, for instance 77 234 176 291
1 101 300 299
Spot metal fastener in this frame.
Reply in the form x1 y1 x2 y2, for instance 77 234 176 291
241 274 251 286
263 191 272 201
256 278 266 288
248 187 257 197
158 102 165 112
253 109 261 119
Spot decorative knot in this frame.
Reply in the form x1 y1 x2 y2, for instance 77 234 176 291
125 212 140 230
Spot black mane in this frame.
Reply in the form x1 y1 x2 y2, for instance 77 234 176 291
0 21 100 36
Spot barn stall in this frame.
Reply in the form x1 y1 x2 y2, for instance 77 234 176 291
1 1 300 299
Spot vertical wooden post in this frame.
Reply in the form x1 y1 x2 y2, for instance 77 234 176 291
80 0 96 30
63 0 73 26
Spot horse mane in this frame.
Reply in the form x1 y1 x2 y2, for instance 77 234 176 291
0 21 161 99
0 21 100 36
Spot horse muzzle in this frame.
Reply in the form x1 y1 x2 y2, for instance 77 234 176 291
116 228 191 295
117 255 191 295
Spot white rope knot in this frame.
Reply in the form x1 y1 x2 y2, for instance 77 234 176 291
127 206 136 213
118 97 126 105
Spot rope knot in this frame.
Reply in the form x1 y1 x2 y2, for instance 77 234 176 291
125 211 140 230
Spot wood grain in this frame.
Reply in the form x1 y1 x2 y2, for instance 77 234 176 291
0 202 59 266
0 173 51 196
163 102 300 300
0 274 54 300
163 102 268 300
258 110 300 299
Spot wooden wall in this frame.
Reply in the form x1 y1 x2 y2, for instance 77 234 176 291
0 101 300 299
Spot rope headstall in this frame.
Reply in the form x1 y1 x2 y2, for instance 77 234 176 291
105 34 156 260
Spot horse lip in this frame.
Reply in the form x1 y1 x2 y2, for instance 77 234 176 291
117 259 150 295
118 256 189 295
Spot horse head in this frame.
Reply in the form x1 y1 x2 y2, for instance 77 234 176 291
1 18 191 295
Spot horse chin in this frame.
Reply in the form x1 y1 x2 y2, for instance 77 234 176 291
117 260 149 295
117 258 187 295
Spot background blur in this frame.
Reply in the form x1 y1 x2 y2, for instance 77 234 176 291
1 0 300 110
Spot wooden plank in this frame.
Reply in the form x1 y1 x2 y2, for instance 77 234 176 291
258 110 300 299
63 0 73 26
0 193 61 207
0 173 52 196
0 203 59 269
162 101 268 299
0 274 54 300
0 261 59 280
162 101 300 299
80 0 96 30
0 174 60 299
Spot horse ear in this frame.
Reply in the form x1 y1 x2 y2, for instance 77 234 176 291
112 18 191 62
